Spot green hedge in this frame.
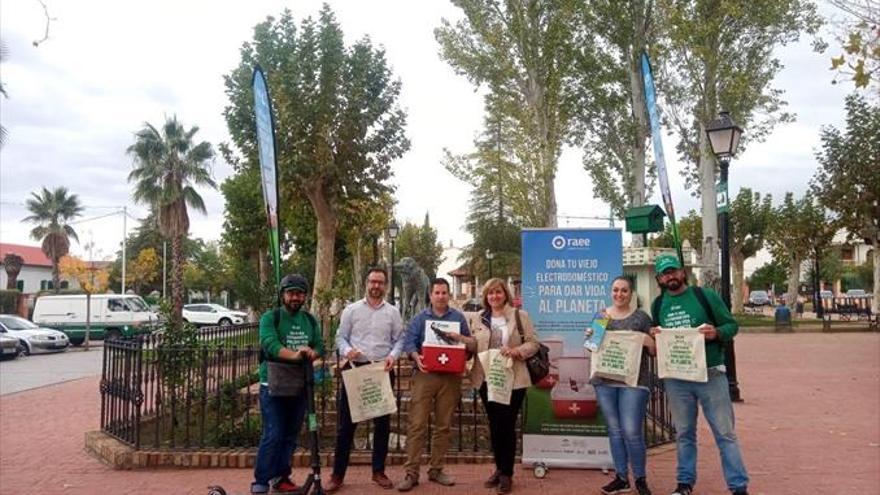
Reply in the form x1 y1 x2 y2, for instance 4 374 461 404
0 290 21 314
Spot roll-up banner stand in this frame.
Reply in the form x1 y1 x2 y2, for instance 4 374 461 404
521 228 622 469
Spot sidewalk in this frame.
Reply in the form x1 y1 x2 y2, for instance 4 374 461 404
1 333 878 495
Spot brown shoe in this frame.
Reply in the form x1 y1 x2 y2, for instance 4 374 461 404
325 474 344 493
372 472 394 489
496 475 512 494
484 471 501 488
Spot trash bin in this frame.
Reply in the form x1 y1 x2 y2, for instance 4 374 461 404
774 304 792 332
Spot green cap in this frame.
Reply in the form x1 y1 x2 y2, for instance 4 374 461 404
654 253 682 273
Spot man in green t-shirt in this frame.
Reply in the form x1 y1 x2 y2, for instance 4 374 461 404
251 274 323 495
649 254 749 495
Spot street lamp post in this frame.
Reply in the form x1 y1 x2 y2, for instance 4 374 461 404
485 249 495 279
388 221 399 305
706 110 743 402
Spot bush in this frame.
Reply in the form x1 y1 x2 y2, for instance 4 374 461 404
0 290 20 314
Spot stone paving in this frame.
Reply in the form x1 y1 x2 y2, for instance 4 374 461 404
0 333 878 495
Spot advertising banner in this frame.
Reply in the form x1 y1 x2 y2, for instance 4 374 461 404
521 228 622 469
252 65 282 288
641 51 683 265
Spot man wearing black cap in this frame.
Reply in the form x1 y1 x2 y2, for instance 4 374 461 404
251 274 323 495
649 254 748 495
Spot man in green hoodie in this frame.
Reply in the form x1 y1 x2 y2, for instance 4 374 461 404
251 274 323 495
649 254 748 495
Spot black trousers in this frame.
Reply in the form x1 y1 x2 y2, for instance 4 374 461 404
478 382 526 476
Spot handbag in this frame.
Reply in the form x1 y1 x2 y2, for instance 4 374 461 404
267 360 306 397
514 309 550 384
264 308 307 397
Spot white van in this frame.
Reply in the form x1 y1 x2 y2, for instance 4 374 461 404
32 294 159 344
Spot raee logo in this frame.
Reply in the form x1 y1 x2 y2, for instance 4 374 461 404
550 235 591 250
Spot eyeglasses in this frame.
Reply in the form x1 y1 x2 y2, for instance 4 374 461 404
367 279 386 285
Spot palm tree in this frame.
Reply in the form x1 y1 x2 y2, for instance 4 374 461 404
22 187 84 292
127 115 215 326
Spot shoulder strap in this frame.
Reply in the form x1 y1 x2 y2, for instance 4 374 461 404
651 293 663 326
514 309 524 343
692 287 718 326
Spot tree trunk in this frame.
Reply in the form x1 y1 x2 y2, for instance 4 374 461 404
787 256 801 306
699 125 720 291
305 183 338 342
731 249 745 314
352 236 364 301
170 234 184 329
627 26 649 247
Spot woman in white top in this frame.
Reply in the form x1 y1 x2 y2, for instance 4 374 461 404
464 278 539 494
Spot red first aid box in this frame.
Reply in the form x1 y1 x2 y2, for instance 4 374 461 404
551 356 598 419
422 343 467 374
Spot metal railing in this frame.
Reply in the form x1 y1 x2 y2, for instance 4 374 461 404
100 323 675 455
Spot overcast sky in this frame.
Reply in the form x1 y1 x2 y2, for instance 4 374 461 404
0 0 854 272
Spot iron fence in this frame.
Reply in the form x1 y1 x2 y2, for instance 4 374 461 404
100 323 674 455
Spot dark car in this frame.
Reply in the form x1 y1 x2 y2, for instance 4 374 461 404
748 290 771 306
461 298 483 312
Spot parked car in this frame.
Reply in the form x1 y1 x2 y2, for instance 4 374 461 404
845 289 867 298
182 304 247 326
32 294 158 344
820 290 834 299
0 333 21 360
461 298 483 312
0 315 69 355
748 290 771 306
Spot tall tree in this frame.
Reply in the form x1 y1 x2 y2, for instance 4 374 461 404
339 193 394 300
394 214 445 279
650 209 703 252
747 257 788 294
573 0 657 229
658 0 820 288
127 115 216 327
812 93 880 312
126 247 160 295
437 0 580 227
223 7 409 337
766 192 834 304
728 188 773 313
22 186 84 293
445 104 525 278
3 253 23 290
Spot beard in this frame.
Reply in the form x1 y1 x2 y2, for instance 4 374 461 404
662 277 684 292
368 287 384 299
283 299 303 313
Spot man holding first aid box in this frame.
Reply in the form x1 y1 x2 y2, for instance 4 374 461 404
397 278 472 492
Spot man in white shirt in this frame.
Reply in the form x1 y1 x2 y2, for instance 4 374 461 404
326 267 404 492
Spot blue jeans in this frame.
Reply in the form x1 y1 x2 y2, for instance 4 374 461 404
664 369 749 492
252 385 308 493
595 384 649 479
332 370 393 478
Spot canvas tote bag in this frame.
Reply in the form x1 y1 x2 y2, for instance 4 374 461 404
656 328 708 382
478 348 515 405
341 362 397 423
589 330 645 387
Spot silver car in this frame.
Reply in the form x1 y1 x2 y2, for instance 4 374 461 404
0 315 70 355
0 333 21 359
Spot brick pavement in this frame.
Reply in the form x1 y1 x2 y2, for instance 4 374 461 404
1 333 878 495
